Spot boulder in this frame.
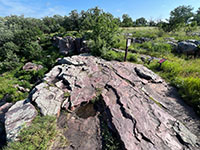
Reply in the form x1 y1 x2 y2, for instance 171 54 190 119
0 103 13 148
177 41 198 53
52 36 89 55
186 39 200 46
166 41 178 50
135 65 163 83
41 55 200 150
23 62 43 71
0 103 13 122
31 83 64 116
5 99 37 141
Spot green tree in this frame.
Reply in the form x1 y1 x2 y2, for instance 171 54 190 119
194 7 200 25
135 17 147 26
149 19 156 26
22 41 42 61
80 7 102 31
169 5 194 30
87 8 119 56
0 42 19 59
68 10 81 31
0 42 19 71
121 14 133 27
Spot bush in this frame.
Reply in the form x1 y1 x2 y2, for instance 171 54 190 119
0 73 28 102
22 41 43 61
15 67 48 84
102 50 124 61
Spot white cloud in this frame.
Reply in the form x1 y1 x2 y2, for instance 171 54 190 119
0 0 67 18
116 9 121 13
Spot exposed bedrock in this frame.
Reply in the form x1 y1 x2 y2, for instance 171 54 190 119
5 54 200 150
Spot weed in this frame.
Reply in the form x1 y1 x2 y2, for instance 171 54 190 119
64 92 70 98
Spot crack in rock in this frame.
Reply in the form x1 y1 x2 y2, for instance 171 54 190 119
105 84 155 146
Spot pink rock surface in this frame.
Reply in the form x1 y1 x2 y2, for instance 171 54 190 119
31 55 200 150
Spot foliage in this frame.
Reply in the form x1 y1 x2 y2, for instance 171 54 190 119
139 42 172 54
86 8 119 56
160 5 194 32
170 5 194 25
121 14 133 27
4 116 58 150
135 17 147 27
0 71 28 102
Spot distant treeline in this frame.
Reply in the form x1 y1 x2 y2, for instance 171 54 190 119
0 5 200 72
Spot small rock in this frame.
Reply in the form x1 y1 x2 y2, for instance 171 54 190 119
135 65 163 83
23 62 43 71
14 84 29 93
132 37 151 43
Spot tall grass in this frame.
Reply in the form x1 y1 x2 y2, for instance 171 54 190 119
148 56 200 115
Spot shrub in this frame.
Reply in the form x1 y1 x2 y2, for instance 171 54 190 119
102 50 124 61
89 38 109 56
0 73 28 102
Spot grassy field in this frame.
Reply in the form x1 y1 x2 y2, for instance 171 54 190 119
112 27 200 116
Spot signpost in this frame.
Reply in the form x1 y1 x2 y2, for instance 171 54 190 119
124 38 131 61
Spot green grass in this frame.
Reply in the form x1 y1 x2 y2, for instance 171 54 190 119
103 50 138 62
148 56 200 115
64 92 70 98
111 27 200 116
99 113 122 150
4 116 58 150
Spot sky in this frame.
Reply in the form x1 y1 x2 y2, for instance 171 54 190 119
0 0 200 21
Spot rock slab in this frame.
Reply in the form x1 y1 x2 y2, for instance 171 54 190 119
5 100 37 141
39 55 200 150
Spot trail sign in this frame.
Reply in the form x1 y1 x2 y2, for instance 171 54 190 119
124 38 132 61
127 38 131 47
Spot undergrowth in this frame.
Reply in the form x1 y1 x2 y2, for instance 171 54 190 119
4 116 57 150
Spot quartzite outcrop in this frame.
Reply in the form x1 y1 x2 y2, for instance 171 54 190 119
4 54 200 150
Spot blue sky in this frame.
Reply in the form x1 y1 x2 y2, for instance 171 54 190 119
0 0 200 21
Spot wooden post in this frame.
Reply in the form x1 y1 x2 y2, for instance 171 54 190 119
124 38 131 62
